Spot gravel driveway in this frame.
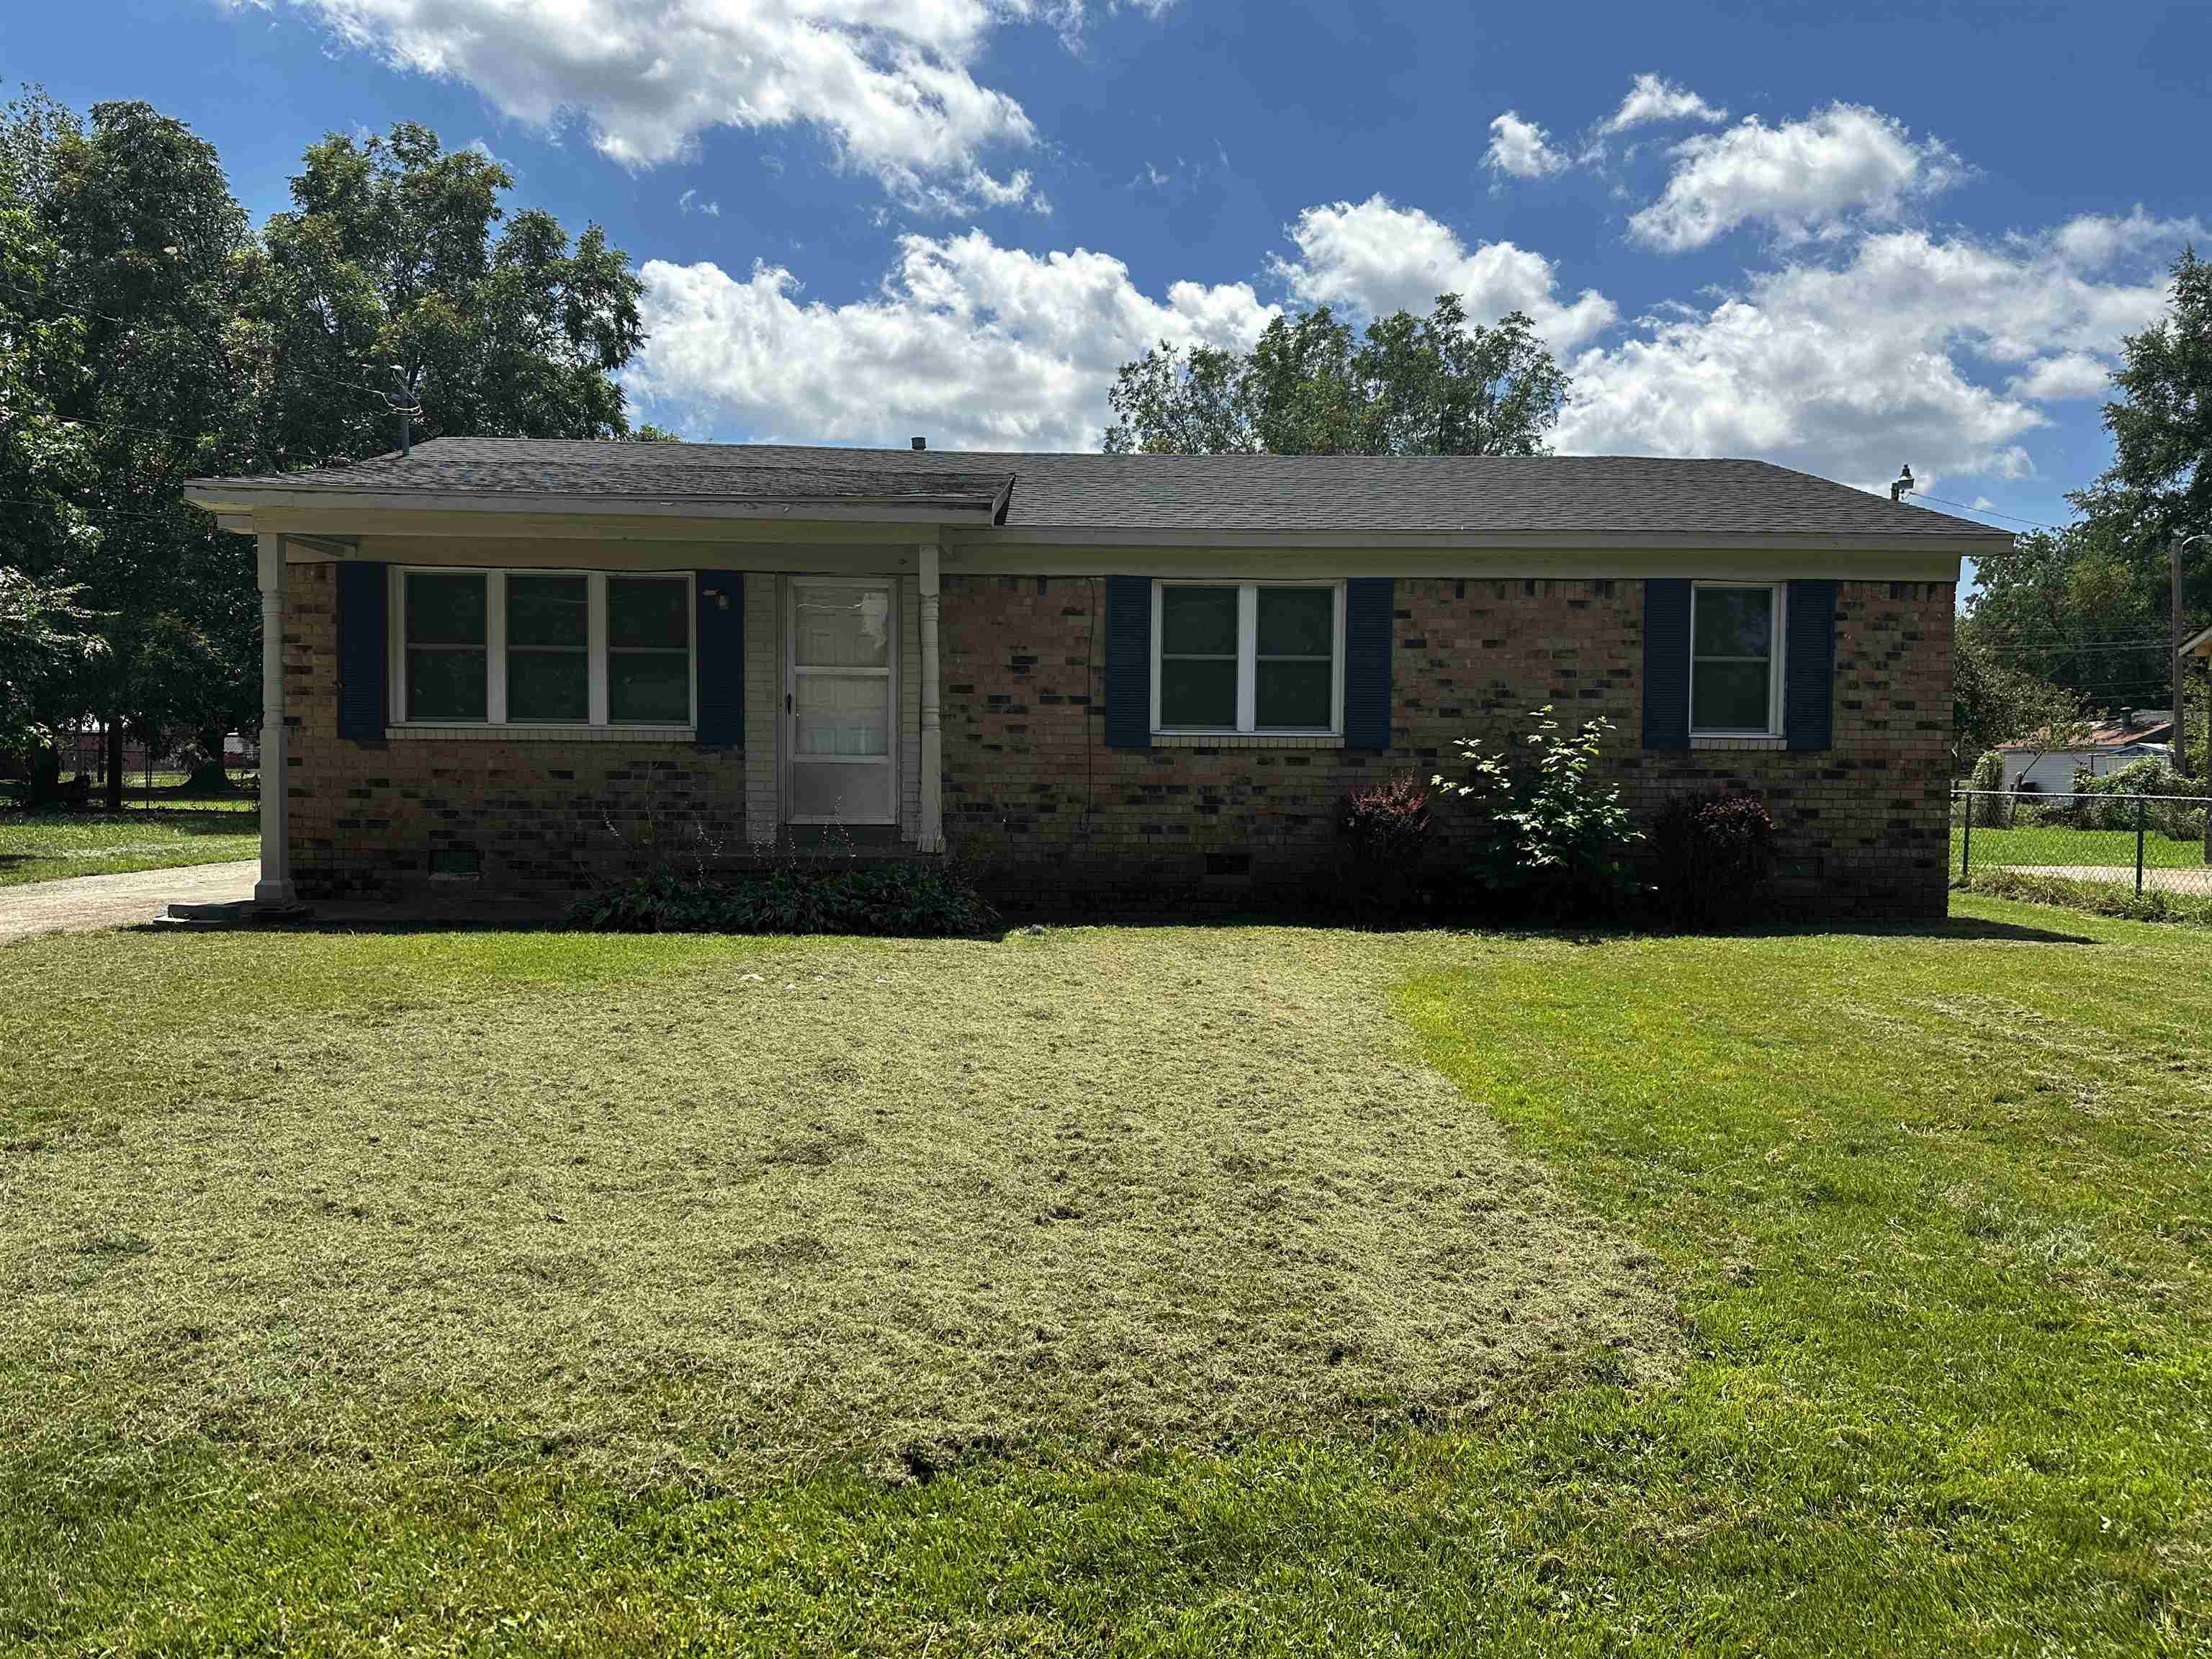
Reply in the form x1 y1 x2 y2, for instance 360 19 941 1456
0 859 258 942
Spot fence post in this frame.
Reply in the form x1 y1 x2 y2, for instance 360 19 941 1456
2136 795 2146 896
1961 790 1972 880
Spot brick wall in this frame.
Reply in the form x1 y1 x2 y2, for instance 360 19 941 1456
939 572 1955 920
280 562 748 899
280 564 1954 918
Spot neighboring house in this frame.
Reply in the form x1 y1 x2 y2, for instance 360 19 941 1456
2000 711 2173 792
185 440 2005 919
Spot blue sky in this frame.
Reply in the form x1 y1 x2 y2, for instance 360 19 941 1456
6 0 2206 538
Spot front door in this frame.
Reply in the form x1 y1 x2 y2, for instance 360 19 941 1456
786 579 897 825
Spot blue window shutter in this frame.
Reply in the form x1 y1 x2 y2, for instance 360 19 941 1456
1344 577 1393 750
696 571 744 747
1642 578 1691 750
1104 575 1151 749
1786 579 1836 750
336 560 389 742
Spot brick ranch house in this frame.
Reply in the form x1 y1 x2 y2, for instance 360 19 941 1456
185 439 2007 919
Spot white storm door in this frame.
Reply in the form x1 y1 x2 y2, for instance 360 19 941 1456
786 580 897 824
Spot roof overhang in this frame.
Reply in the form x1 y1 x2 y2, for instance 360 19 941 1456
2183 620 2212 660
183 477 1014 529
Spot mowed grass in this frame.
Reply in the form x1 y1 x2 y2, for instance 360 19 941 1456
1 899 2207 1653
1949 822 2209 871
0 808 259 887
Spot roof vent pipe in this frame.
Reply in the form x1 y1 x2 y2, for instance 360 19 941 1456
911 436 927 451
1889 463 1914 503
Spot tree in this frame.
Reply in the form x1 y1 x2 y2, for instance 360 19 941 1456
0 569 104 760
1951 626 2095 778
1959 523 2169 717
1103 297 1568 457
2098 247 2211 549
246 123 647 469
2 94 257 808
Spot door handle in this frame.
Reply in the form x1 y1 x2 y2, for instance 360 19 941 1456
786 693 793 714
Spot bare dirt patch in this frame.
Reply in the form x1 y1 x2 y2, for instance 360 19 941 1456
1 927 1678 1488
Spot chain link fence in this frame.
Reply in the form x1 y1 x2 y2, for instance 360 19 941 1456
1954 789 2212 896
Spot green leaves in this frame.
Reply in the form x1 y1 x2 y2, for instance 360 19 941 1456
1103 297 1569 457
248 123 646 467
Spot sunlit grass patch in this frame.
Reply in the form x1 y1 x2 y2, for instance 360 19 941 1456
0 811 260 886
1 925 1673 1496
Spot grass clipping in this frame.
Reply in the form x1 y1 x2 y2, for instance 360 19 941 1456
4 927 1678 1489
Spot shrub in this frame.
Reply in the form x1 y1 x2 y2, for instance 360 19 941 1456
567 861 1000 937
2067 757 2207 839
1435 707 1641 922
1651 793 1779 929
1334 773 1433 917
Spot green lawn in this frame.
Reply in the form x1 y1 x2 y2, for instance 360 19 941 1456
1949 822 2209 873
0 808 259 887
1 900 2206 1653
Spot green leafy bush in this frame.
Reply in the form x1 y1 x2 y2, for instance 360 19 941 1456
1334 772 1433 917
1435 707 1641 921
1651 793 1779 929
2067 758 2207 838
567 861 999 936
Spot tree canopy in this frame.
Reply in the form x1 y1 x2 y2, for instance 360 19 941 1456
247 123 646 470
1103 297 1569 457
0 94 651 800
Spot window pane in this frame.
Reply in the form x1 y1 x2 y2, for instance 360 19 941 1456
793 584 891 667
408 647 487 721
508 575 588 648
795 674 891 756
608 578 689 649
405 572 486 647
609 652 690 723
508 650 588 722
1692 660 1772 730
1161 586 1238 655
1694 588 1773 657
1256 659 1333 728
1256 588 1334 657
1160 657 1237 728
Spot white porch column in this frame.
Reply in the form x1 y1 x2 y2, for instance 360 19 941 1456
253 533 296 904
918 541 945 853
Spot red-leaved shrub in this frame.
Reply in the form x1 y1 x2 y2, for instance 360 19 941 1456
1653 793 1778 928
1336 773 1433 916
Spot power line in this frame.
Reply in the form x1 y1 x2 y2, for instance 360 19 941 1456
1910 490 2068 534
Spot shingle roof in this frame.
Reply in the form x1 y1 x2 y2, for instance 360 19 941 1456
189 436 2012 543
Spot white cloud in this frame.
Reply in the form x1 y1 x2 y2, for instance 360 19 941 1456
258 0 1154 207
678 187 721 217
1483 112 1568 179
626 233 1276 450
1600 73 1727 133
1557 216 2181 490
625 198 2188 491
1629 102 1966 251
1272 196 1617 349
2007 352 2113 401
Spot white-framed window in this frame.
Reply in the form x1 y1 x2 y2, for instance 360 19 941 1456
391 567 696 729
1151 579 1344 735
1690 581 1786 737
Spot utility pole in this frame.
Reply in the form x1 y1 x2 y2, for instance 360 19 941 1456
2179 534 2206 781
